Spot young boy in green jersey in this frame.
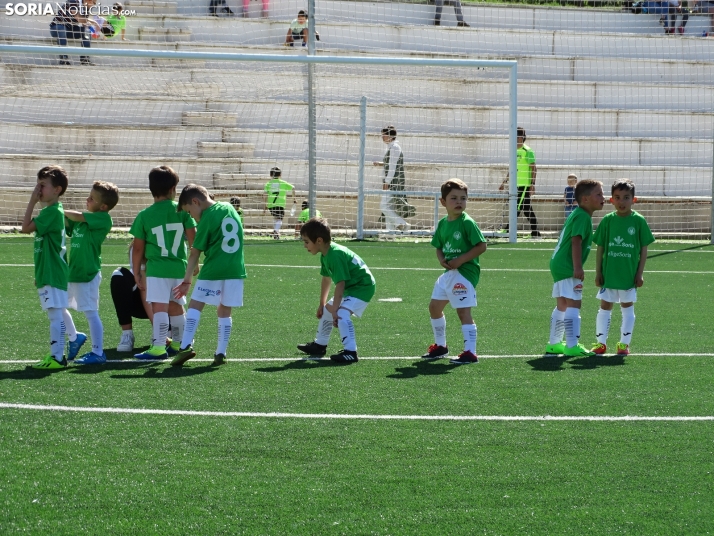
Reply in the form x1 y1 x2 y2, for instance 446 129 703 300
62 181 119 365
21 166 70 369
129 166 197 360
294 200 322 238
263 167 296 240
546 179 605 358
170 184 246 367
422 179 487 365
591 179 654 356
297 218 376 364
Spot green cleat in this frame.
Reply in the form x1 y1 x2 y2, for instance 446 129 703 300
563 343 596 358
32 353 68 370
616 342 630 356
170 346 196 367
134 346 168 360
545 342 566 355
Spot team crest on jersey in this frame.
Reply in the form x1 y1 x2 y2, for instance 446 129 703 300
453 231 462 241
628 226 636 235
452 283 468 296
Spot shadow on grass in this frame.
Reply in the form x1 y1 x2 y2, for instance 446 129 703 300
569 354 626 369
527 355 571 371
0 367 59 381
254 358 337 372
648 243 712 259
109 362 219 379
387 359 459 379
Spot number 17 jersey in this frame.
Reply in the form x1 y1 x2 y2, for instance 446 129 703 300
193 202 246 281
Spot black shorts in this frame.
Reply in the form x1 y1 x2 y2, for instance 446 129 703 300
269 206 285 219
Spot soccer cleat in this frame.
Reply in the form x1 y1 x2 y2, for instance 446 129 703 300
211 353 226 366
449 350 478 364
616 342 630 356
170 346 196 367
545 342 566 355
297 341 327 357
421 344 449 359
591 343 607 355
32 354 68 370
330 349 358 364
563 344 595 358
134 346 168 360
117 331 135 352
67 333 87 361
75 351 107 365
166 339 181 357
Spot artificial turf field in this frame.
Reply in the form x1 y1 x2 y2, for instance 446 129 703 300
0 235 713 535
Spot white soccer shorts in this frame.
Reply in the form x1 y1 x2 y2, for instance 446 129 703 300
597 287 637 304
146 276 186 305
37 285 68 311
190 279 244 307
431 270 477 309
552 277 584 300
328 296 369 318
67 272 101 312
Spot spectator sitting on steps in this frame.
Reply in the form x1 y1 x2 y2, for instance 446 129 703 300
285 10 320 46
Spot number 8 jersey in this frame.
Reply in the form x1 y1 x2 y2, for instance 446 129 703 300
192 201 246 281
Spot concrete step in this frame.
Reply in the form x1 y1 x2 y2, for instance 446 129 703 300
213 172 270 189
138 26 192 42
125 1 179 15
183 112 238 127
197 141 255 157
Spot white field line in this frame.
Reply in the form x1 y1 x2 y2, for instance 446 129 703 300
0 402 711 421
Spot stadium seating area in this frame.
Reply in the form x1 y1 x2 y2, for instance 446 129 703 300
0 0 712 232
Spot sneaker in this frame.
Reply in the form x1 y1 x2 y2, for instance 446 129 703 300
531 230 542 239
677 26 685 34
591 342 607 355
330 349 358 364
211 353 226 366
134 346 168 360
75 351 107 365
421 344 449 359
67 333 88 361
563 343 595 357
457 21 470 27
616 342 630 356
297 341 327 357
449 350 478 364
32 354 67 370
545 342 566 355
80 56 94 66
166 339 181 357
497 228 509 234
117 331 135 352
170 345 196 367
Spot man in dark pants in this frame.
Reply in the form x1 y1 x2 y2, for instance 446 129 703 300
50 0 94 65
499 126 540 238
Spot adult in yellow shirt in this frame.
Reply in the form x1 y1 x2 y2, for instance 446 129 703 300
499 127 540 238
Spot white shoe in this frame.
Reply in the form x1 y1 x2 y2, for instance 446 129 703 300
396 223 411 232
117 331 135 352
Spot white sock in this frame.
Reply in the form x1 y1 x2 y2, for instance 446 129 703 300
621 306 635 345
63 308 77 342
216 317 232 355
153 312 170 348
596 308 612 345
274 219 283 232
181 308 201 349
461 323 477 354
564 307 581 348
549 308 565 344
47 308 66 360
84 310 103 355
315 307 333 346
337 308 356 352
123 329 133 337
170 314 186 345
430 316 447 347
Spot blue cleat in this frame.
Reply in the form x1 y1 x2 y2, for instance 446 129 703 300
75 351 107 365
67 333 87 361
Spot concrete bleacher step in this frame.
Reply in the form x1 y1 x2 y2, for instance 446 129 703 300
183 112 238 127
138 27 192 42
197 141 255 158
125 1 179 15
212 173 269 189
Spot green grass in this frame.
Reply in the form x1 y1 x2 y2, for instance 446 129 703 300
1 237 713 535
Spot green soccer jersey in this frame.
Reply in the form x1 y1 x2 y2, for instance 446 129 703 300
192 202 246 281
550 207 594 283
593 210 655 290
431 212 486 287
298 208 322 223
516 144 536 187
320 243 376 303
66 211 112 283
129 199 197 279
264 179 294 209
33 202 68 290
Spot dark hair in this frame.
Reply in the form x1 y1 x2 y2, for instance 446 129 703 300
517 126 526 140
177 183 209 211
440 178 468 199
230 197 241 208
297 9 306 17
92 180 119 210
611 178 635 197
148 165 180 198
574 179 602 204
381 125 397 139
270 166 281 178
37 165 68 196
300 217 331 243
301 200 309 209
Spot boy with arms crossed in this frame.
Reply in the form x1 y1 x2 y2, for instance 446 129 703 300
129 166 196 360
546 179 605 358
422 179 487 365
21 166 70 369
63 180 119 364
171 184 246 367
591 179 654 356
297 218 376 364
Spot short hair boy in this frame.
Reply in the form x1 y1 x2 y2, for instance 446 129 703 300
129 165 197 360
297 218 376 364
263 166 296 240
62 180 119 365
294 200 322 238
564 173 578 217
422 179 487 364
170 184 246 366
21 166 70 369
285 10 319 46
229 197 243 219
591 179 654 356
546 179 605 357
